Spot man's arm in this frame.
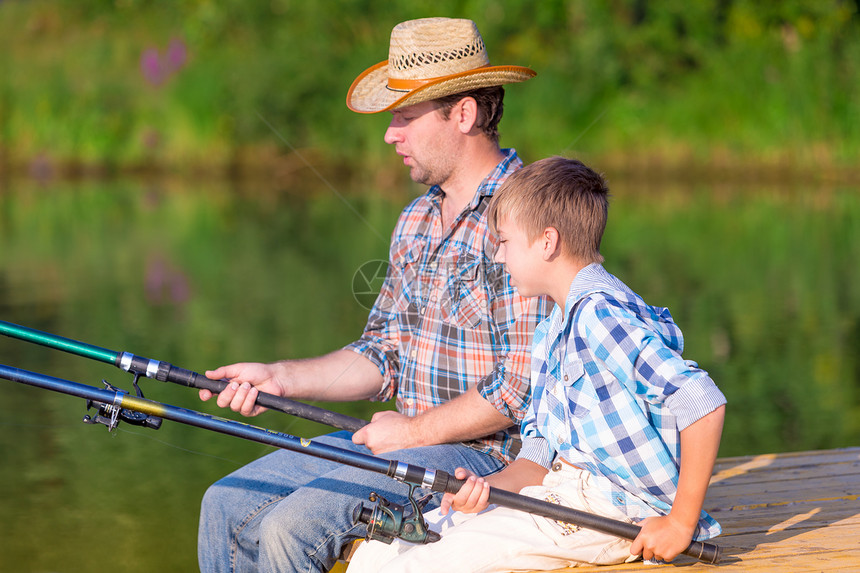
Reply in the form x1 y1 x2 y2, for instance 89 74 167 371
199 349 384 417
352 386 513 454
630 404 725 562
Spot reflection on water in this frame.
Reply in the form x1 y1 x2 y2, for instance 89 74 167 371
0 175 858 572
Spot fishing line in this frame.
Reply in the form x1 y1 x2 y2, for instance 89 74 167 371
560 107 608 155
256 110 387 243
115 426 252 466
0 411 248 465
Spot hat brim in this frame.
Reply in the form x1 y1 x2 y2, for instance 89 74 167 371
347 61 536 114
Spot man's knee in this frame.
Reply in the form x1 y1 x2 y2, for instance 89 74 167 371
200 479 229 521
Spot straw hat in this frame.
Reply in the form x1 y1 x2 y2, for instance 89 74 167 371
347 17 535 114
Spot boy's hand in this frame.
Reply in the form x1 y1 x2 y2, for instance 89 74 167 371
440 467 491 515
630 514 696 563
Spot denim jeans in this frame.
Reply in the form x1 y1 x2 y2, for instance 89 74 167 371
197 431 506 573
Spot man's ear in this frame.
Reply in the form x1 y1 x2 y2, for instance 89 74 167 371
454 97 479 134
542 227 562 261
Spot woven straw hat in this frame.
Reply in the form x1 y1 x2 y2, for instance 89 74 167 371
347 17 535 114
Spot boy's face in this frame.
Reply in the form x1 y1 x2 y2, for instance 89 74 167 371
493 215 545 298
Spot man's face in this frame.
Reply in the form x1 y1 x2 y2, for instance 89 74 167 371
384 100 459 188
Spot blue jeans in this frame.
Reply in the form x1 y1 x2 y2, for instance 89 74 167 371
197 431 506 573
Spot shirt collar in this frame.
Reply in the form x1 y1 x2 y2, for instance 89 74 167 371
427 148 520 210
558 263 633 328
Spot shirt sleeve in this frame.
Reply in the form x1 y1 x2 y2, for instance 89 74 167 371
342 243 403 403
578 296 725 427
513 317 555 468
475 263 549 423
516 385 555 468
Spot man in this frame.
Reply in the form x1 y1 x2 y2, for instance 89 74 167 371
197 17 548 572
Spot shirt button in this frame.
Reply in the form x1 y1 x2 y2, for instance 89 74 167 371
411 349 417 358
563 374 569 381
557 436 564 444
552 462 562 472
406 398 414 407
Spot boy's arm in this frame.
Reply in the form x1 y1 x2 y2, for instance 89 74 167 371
630 404 725 562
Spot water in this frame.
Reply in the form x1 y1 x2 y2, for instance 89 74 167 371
0 174 858 571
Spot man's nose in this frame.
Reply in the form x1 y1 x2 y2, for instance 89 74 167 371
384 122 401 145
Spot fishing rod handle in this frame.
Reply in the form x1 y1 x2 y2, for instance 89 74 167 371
436 472 720 564
117 353 367 433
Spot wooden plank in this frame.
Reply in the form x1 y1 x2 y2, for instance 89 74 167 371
340 448 860 572
529 447 860 573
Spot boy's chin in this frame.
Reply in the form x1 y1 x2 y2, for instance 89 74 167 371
511 283 535 298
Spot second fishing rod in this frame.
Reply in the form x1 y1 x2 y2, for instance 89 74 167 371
0 319 366 433
0 363 721 564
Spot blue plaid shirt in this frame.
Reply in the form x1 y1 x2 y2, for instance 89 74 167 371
518 264 725 540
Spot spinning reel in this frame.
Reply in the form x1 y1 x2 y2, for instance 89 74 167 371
83 374 163 431
353 483 441 545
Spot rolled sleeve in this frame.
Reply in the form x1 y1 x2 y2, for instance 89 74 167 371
664 374 726 431
477 292 548 423
342 260 403 402
516 435 554 469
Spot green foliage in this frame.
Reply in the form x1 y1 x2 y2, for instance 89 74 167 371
1 0 858 173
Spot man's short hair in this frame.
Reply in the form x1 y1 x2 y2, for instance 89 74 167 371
488 156 609 263
434 86 505 144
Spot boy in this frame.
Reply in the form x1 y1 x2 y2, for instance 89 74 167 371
347 156 726 572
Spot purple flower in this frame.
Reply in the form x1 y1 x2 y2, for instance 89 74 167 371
166 37 188 73
140 37 187 87
140 47 166 86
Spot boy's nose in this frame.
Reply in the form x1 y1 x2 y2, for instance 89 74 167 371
493 247 504 264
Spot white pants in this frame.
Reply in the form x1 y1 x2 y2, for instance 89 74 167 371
347 464 639 573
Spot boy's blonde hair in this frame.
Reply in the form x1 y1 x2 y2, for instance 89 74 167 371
488 156 609 263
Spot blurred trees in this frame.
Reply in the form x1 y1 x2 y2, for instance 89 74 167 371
0 0 857 176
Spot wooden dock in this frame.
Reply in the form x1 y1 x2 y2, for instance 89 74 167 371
338 447 860 572
549 447 860 572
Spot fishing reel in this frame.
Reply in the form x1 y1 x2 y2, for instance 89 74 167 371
83 374 163 431
353 483 441 545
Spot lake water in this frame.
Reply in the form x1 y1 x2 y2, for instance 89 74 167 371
1 173 858 571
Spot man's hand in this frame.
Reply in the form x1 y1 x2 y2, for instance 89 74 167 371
199 362 286 417
630 514 696 563
351 410 420 454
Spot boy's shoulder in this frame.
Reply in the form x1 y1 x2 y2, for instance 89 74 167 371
567 269 684 353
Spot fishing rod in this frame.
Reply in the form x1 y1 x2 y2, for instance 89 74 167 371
0 320 366 433
0 363 721 564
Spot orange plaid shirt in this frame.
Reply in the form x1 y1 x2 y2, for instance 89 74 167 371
346 149 550 462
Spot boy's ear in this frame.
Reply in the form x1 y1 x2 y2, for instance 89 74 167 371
542 227 562 260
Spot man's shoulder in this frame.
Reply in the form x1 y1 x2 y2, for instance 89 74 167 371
391 191 436 235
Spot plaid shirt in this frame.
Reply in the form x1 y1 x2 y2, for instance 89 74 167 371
346 149 549 463
518 264 725 540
